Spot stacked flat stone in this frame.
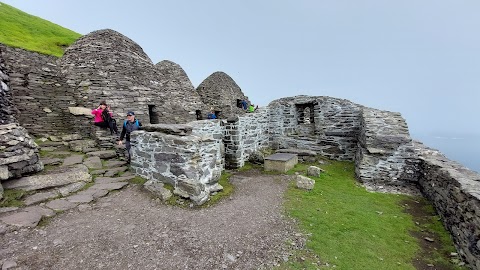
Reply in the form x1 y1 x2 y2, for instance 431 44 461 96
268 95 362 160
355 107 420 188
415 141 480 268
0 52 16 125
130 122 223 205
0 123 44 181
196 71 249 119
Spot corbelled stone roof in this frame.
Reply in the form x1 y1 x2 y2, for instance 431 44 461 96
61 29 152 65
196 71 249 118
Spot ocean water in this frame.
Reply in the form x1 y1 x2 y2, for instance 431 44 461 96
412 133 479 173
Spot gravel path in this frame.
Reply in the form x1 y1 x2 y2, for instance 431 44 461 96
0 171 304 269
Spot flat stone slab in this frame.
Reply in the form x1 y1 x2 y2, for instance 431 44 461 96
104 160 127 168
66 194 94 204
142 124 192 136
24 205 55 218
45 199 79 211
95 175 135 184
86 150 117 159
0 207 19 214
104 166 129 177
89 182 129 191
0 211 42 227
3 164 91 191
276 148 317 156
40 158 62 166
83 156 103 169
264 153 298 173
23 191 59 206
265 153 298 161
58 182 87 196
63 155 84 166
69 140 96 152
90 169 107 175
77 189 109 199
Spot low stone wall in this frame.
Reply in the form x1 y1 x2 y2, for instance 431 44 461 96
130 123 223 205
355 107 420 191
0 123 44 182
415 141 480 268
224 108 270 168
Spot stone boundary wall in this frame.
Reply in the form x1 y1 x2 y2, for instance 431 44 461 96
130 123 223 205
224 108 270 168
268 96 361 160
415 141 480 268
355 107 420 191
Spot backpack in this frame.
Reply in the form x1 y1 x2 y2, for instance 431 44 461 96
123 119 140 128
101 109 112 123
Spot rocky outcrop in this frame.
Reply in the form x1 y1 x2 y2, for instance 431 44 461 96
196 71 249 119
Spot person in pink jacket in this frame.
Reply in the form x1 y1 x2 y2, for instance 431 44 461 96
91 100 118 134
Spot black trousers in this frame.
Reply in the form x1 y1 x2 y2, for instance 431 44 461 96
94 120 118 134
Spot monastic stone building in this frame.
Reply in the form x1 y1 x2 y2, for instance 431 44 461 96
196 71 250 119
1 28 480 268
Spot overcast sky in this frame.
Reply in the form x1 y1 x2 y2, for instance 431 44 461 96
2 0 479 170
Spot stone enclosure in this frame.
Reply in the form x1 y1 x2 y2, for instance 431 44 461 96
1 29 480 268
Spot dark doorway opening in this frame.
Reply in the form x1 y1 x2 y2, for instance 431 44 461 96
215 111 222 119
148 105 159 124
196 110 202 120
295 103 315 124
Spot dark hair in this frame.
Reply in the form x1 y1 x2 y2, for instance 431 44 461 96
99 100 107 106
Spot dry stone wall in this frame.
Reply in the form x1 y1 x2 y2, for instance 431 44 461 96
0 57 43 196
130 122 223 205
415 142 480 268
268 95 362 160
224 108 270 168
355 107 420 191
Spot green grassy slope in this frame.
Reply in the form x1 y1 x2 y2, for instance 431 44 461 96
0 2 81 57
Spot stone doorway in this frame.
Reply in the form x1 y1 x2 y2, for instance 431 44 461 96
148 105 160 124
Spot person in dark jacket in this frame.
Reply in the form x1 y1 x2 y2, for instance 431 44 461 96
117 111 142 163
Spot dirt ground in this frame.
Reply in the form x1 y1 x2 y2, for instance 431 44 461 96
0 171 304 270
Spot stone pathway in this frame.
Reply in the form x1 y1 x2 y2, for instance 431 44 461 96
0 139 132 231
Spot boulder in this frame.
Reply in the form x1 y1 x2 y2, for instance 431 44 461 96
307 166 323 177
296 175 315 190
144 180 172 201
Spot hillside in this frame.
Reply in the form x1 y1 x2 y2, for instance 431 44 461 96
0 2 81 57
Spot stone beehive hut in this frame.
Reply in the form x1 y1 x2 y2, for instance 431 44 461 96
60 29 204 127
196 71 249 119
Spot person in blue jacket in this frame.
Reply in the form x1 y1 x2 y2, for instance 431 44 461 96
117 111 142 163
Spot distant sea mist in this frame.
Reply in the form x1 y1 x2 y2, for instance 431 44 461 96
412 133 479 173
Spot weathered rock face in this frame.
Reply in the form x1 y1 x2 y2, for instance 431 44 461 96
355 107 420 190
196 71 249 119
415 141 480 269
268 95 362 160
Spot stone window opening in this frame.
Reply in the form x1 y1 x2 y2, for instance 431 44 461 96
295 103 315 124
148 104 159 124
215 110 222 119
236 99 242 108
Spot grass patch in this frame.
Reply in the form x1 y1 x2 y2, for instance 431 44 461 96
0 2 81 57
0 189 29 207
129 176 148 185
281 160 464 270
